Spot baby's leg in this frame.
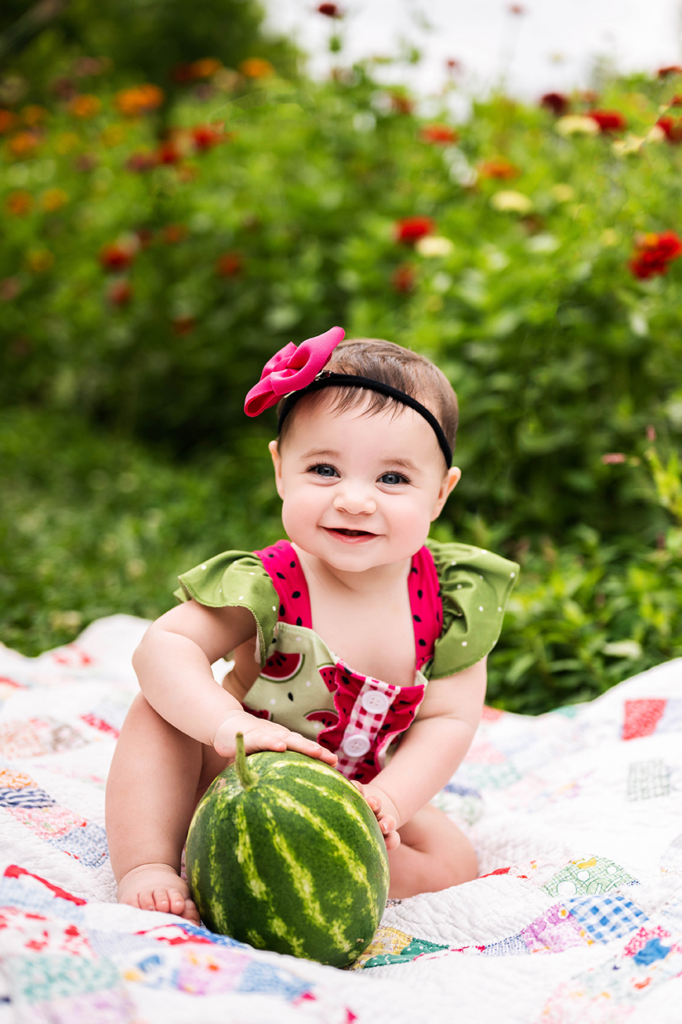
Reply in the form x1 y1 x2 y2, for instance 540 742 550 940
387 803 478 899
105 692 227 923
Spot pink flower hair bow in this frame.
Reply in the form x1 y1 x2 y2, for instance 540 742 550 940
244 326 345 416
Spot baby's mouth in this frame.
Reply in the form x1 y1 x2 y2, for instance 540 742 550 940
327 527 375 537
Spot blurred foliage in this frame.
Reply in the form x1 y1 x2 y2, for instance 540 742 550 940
2 406 679 714
1 44 681 710
0 0 296 98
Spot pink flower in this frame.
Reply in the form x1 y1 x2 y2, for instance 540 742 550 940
244 326 345 417
601 453 626 464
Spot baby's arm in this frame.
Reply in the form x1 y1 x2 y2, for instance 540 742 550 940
132 599 336 764
361 657 487 843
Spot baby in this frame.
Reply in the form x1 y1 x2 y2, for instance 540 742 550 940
105 327 519 923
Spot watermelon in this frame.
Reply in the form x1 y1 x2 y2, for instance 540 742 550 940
261 651 304 682
186 733 390 968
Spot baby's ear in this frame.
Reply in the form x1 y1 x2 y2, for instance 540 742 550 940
269 440 285 498
432 466 461 519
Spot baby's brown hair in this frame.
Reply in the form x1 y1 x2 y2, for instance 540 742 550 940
278 338 458 453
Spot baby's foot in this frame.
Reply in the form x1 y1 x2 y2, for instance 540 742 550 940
117 862 201 925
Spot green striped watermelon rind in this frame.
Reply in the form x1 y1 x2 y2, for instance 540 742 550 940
185 749 390 968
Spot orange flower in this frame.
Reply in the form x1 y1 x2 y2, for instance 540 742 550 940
172 314 196 334
115 84 164 117
420 124 459 144
41 188 69 212
478 158 520 179
26 249 54 273
390 93 414 115
392 264 416 292
0 109 18 133
191 57 222 79
162 223 187 244
69 94 102 118
22 105 48 126
628 230 682 279
239 58 275 79
215 252 243 276
6 191 33 216
8 130 40 157
108 280 133 306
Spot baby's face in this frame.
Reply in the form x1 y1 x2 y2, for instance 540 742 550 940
269 394 460 574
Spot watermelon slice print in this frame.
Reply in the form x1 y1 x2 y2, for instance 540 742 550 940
306 709 339 730
261 651 304 682
319 664 337 693
243 705 272 721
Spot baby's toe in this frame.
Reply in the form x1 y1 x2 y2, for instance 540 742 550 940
137 888 156 912
152 887 171 913
168 888 189 915
182 898 201 925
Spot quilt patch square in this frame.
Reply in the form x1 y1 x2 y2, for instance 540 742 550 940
567 895 647 943
622 699 667 741
542 856 636 898
627 759 671 801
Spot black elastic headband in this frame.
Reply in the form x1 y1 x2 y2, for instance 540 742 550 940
277 372 453 468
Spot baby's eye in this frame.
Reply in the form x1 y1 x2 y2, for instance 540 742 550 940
379 471 409 486
309 463 339 478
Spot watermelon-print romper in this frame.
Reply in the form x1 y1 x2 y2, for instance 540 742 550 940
175 540 519 784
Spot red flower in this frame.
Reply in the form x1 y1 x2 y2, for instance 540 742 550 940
540 92 569 116
318 3 342 16
157 141 182 164
658 65 682 78
215 252 243 277
671 95 682 107
126 151 158 172
420 124 459 144
656 116 682 143
628 231 682 280
392 264 416 293
445 58 461 73
99 242 135 272
191 124 222 151
588 110 627 133
395 216 435 244
108 280 133 306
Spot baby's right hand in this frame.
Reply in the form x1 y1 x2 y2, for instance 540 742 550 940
213 711 338 767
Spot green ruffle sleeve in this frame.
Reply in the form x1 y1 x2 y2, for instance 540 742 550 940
174 551 279 666
426 540 519 679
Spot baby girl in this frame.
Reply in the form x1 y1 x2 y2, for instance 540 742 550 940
105 327 518 922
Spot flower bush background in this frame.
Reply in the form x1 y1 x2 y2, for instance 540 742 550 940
1 15 681 713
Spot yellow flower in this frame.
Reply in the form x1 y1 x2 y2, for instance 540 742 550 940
239 58 275 79
550 183 575 202
69 94 102 118
100 123 127 147
8 130 40 157
56 132 80 154
555 115 599 136
490 190 533 213
415 236 454 257
41 188 69 212
26 249 54 272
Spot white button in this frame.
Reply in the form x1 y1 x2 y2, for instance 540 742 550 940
342 734 371 758
361 690 390 715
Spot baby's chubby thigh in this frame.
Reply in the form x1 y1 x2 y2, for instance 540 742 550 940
387 803 478 898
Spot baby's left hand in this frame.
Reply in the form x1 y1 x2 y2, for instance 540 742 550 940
353 781 401 851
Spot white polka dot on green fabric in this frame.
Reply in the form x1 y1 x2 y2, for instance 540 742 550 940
462 641 467 646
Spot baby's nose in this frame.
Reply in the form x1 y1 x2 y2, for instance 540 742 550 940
333 486 376 515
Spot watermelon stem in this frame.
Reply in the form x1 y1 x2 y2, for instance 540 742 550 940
234 732 258 790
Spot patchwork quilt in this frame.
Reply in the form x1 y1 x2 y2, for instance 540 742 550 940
2 614 682 1023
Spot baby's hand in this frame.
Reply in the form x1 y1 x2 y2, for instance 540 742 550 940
353 781 401 851
213 711 337 767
